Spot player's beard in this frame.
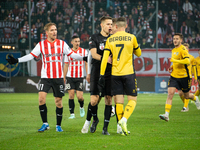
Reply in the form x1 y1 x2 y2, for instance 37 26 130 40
174 41 180 47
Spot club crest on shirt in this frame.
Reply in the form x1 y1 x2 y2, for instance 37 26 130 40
99 43 104 50
174 52 179 55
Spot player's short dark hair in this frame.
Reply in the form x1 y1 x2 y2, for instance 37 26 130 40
100 16 112 23
174 33 183 39
71 35 79 40
117 17 127 22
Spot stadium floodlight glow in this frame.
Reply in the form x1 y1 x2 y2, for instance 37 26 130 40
5 46 8 49
2 45 5 48
12 47 15 50
8 46 11 49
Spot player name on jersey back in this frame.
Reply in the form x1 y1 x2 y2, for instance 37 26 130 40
109 36 132 42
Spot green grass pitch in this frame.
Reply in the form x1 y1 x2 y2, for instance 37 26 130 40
0 93 200 150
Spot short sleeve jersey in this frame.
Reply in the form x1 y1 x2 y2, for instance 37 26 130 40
64 47 88 78
30 39 73 78
195 56 200 76
89 33 112 75
171 45 190 78
104 31 140 76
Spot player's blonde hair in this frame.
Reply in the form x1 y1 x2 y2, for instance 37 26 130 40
44 22 56 31
183 43 190 48
116 17 127 28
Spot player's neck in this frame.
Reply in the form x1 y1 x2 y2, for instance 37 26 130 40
175 44 181 48
100 30 109 37
47 38 56 43
72 47 79 51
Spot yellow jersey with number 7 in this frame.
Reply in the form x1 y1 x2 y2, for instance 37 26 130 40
104 31 141 76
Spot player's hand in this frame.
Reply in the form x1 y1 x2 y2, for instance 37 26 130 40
6 55 18 64
98 75 105 97
83 56 87 62
168 66 173 73
86 74 90 83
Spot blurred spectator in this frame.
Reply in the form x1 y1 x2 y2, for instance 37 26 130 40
46 11 52 23
80 30 89 42
113 0 121 9
35 19 42 29
140 38 149 49
178 9 187 28
56 11 63 24
159 0 168 14
182 0 193 14
36 0 46 14
57 22 65 39
170 10 178 30
0 9 6 21
186 35 193 44
180 22 188 38
31 24 38 44
197 21 200 34
196 33 200 46
127 14 134 34
64 29 71 44
137 1 143 14
13 5 20 17
190 39 198 48
137 11 144 27
64 4 74 17
107 6 114 17
23 3 28 17
73 11 81 32
169 0 177 11
23 21 29 37
63 14 71 29
50 5 57 23
18 32 28 51
98 7 105 18
163 12 169 30
166 34 173 48
185 15 195 33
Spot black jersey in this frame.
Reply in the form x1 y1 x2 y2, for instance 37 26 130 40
89 32 112 76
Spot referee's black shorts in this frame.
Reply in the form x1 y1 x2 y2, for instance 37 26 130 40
90 64 112 96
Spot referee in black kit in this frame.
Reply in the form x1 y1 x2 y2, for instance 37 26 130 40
81 16 113 135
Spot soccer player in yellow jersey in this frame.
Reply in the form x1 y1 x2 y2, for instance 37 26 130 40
194 49 200 97
99 17 142 135
176 43 197 112
159 33 200 122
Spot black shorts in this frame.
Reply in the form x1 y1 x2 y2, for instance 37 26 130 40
65 77 83 91
39 78 65 97
112 74 137 96
90 64 112 96
168 76 191 93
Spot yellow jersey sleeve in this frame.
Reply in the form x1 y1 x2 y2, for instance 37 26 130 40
133 36 141 57
100 40 111 75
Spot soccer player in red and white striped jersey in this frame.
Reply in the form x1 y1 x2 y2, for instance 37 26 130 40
63 35 88 119
6 23 87 132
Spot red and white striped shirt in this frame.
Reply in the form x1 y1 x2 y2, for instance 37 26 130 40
30 39 73 79
64 47 88 78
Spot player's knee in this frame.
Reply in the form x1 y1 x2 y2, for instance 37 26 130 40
39 97 46 105
77 96 83 101
91 100 98 106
